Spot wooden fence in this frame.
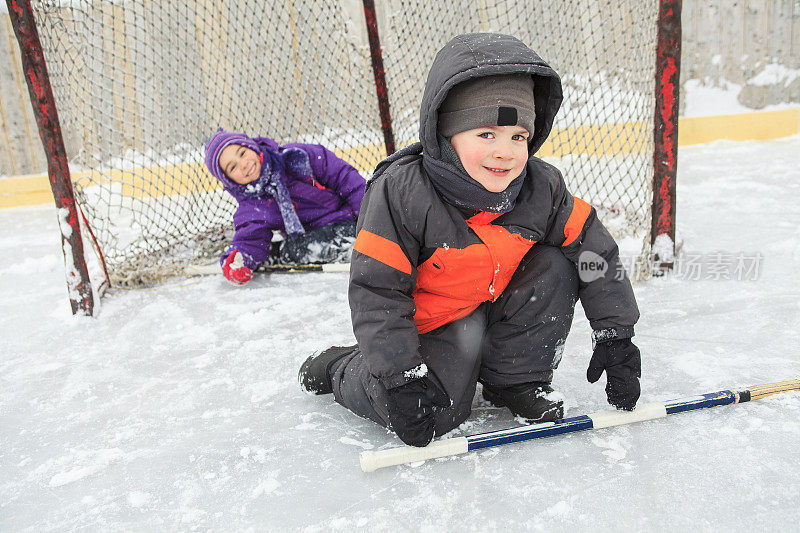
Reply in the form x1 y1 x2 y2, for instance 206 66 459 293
1 0 799 177
0 13 48 177
681 0 800 109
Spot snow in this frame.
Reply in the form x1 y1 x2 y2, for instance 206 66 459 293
682 79 753 116
651 233 676 263
2 136 800 529
682 78 800 117
747 64 800 88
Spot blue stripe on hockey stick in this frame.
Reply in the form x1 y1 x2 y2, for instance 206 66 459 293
467 415 593 450
664 390 738 415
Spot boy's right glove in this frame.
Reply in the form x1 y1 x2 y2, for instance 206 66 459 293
386 376 449 447
221 250 253 285
586 338 641 411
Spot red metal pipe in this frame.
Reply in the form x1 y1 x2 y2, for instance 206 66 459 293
362 0 395 156
7 0 95 315
651 0 682 274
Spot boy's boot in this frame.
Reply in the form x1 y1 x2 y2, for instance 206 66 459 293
299 345 356 394
482 382 564 423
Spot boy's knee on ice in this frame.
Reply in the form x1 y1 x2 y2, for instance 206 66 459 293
328 314 486 443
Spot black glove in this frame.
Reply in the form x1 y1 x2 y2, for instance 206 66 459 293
587 338 641 411
386 376 449 447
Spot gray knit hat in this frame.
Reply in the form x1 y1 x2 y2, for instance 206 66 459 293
438 73 536 137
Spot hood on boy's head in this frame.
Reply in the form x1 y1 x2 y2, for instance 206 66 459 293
419 33 563 160
204 128 261 186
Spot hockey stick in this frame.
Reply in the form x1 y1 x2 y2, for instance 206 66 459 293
185 262 350 276
359 379 800 472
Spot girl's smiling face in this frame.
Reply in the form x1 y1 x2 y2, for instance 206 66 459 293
449 125 529 192
219 143 262 185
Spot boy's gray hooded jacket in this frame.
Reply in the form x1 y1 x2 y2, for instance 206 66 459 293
349 33 639 388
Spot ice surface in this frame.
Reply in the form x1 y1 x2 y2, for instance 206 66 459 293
2 137 800 529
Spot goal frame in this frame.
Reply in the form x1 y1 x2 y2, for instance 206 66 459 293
9 0 680 314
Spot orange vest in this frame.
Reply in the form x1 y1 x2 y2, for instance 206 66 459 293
413 212 535 333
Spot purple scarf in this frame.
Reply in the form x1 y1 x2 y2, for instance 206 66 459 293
238 148 305 237
204 128 305 237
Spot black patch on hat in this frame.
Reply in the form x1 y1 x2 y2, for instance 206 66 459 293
497 106 517 126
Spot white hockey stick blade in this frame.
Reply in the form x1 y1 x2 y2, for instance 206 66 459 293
359 437 469 472
319 263 350 272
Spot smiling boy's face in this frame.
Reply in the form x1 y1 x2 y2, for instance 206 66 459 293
449 125 529 193
219 143 261 185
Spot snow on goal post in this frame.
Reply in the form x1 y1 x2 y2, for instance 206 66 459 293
29 0 661 289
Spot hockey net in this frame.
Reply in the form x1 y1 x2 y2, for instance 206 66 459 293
30 0 658 287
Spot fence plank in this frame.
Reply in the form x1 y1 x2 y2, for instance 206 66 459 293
0 13 46 176
792 2 800 69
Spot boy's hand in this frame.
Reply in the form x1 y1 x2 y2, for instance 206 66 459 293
586 338 641 411
222 250 253 285
386 376 449 447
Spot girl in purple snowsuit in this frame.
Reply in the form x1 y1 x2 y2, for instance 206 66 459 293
204 128 366 285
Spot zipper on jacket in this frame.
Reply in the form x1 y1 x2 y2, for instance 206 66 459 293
487 248 500 300
467 218 501 300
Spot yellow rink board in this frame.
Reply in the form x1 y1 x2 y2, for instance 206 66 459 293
677 108 799 145
2 108 798 209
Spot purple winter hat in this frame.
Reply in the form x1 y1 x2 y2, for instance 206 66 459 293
204 128 261 182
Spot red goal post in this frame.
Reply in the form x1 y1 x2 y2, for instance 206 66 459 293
7 0 94 315
10 0 679 312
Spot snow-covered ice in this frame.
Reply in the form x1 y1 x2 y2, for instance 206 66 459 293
1 137 799 530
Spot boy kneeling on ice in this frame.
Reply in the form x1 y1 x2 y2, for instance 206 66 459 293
300 33 642 447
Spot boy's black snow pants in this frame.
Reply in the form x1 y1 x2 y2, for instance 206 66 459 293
331 244 579 436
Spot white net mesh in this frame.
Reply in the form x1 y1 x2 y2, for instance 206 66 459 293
31 0 658 287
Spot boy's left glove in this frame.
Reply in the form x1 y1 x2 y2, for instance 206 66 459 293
587 338 641 411
385 376 449 447
221 250 253 285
